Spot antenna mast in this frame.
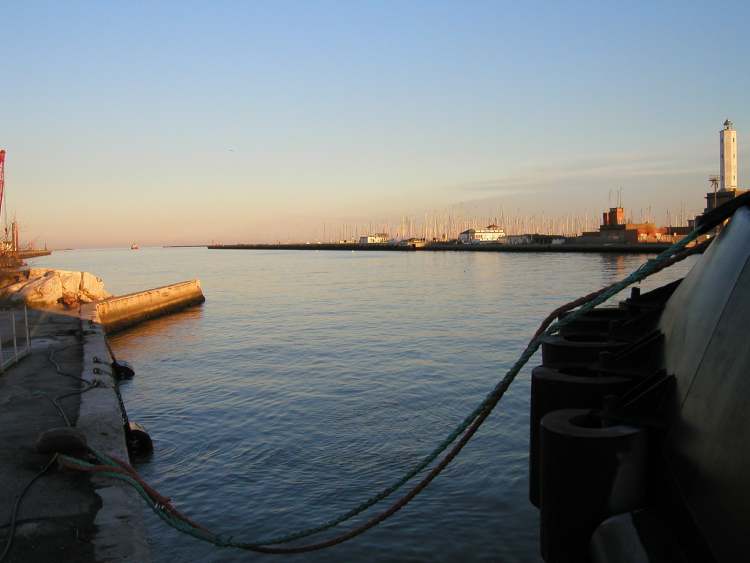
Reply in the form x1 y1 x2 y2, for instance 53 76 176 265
709 175 719 211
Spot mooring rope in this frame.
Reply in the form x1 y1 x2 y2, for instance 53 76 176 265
0 455 59 562
53 216 722 555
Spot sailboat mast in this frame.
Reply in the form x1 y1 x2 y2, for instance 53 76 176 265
0 150 5 226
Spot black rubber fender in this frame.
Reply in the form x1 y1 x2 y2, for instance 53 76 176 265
558 308 630 337
540 334 630 368
539 409 648 563
127 421 153 457
529 366 636 507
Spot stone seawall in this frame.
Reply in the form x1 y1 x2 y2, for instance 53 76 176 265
78 303 152 561
96 280 205 333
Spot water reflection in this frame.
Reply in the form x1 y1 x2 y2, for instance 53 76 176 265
598 253 632 278
109 306 204 351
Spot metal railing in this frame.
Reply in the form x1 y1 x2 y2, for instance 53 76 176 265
0 306 31 372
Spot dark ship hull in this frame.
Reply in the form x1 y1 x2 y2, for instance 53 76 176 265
529 203 750 563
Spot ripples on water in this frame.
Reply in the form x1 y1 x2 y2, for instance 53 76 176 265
32 248 696 562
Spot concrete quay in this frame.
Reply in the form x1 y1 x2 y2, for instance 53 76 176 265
0 279 205 561
0 307 149 563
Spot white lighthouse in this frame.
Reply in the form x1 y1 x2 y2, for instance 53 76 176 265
704 120 746 214
720 119 738 191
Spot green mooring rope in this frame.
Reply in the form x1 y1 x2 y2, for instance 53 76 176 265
65 224 708 553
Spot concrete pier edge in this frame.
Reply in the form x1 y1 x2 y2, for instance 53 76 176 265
77 302 151 562
207 242 674 254
97 279 205 334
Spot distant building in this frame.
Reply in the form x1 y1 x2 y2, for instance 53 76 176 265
458 224 506 244
358 233 390 245
399 237 426 248
578 221 668 245
601 207 625 227
506 234 565 245
574 205 676 244
704 119 747 214
505 234 532 245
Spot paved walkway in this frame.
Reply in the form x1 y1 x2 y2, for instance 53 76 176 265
0 309 99 562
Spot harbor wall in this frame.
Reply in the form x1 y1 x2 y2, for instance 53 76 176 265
17 249 52 259
208 243 673 254
96 279 205 334
78 303 151 561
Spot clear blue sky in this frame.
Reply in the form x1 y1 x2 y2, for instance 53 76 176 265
2 1 749 246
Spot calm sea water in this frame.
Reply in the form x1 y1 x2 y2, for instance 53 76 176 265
31 248 695 562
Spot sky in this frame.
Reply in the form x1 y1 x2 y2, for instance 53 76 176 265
2 1 749 247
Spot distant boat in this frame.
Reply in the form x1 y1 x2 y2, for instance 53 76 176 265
130 243 139 250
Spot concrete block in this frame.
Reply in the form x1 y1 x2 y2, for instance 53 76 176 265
97 280 205 333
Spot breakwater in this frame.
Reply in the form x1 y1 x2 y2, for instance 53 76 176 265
17 249 52 259
208 242 673 254
97 280 205 333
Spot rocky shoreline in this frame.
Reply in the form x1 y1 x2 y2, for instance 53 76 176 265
0 268 111 309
